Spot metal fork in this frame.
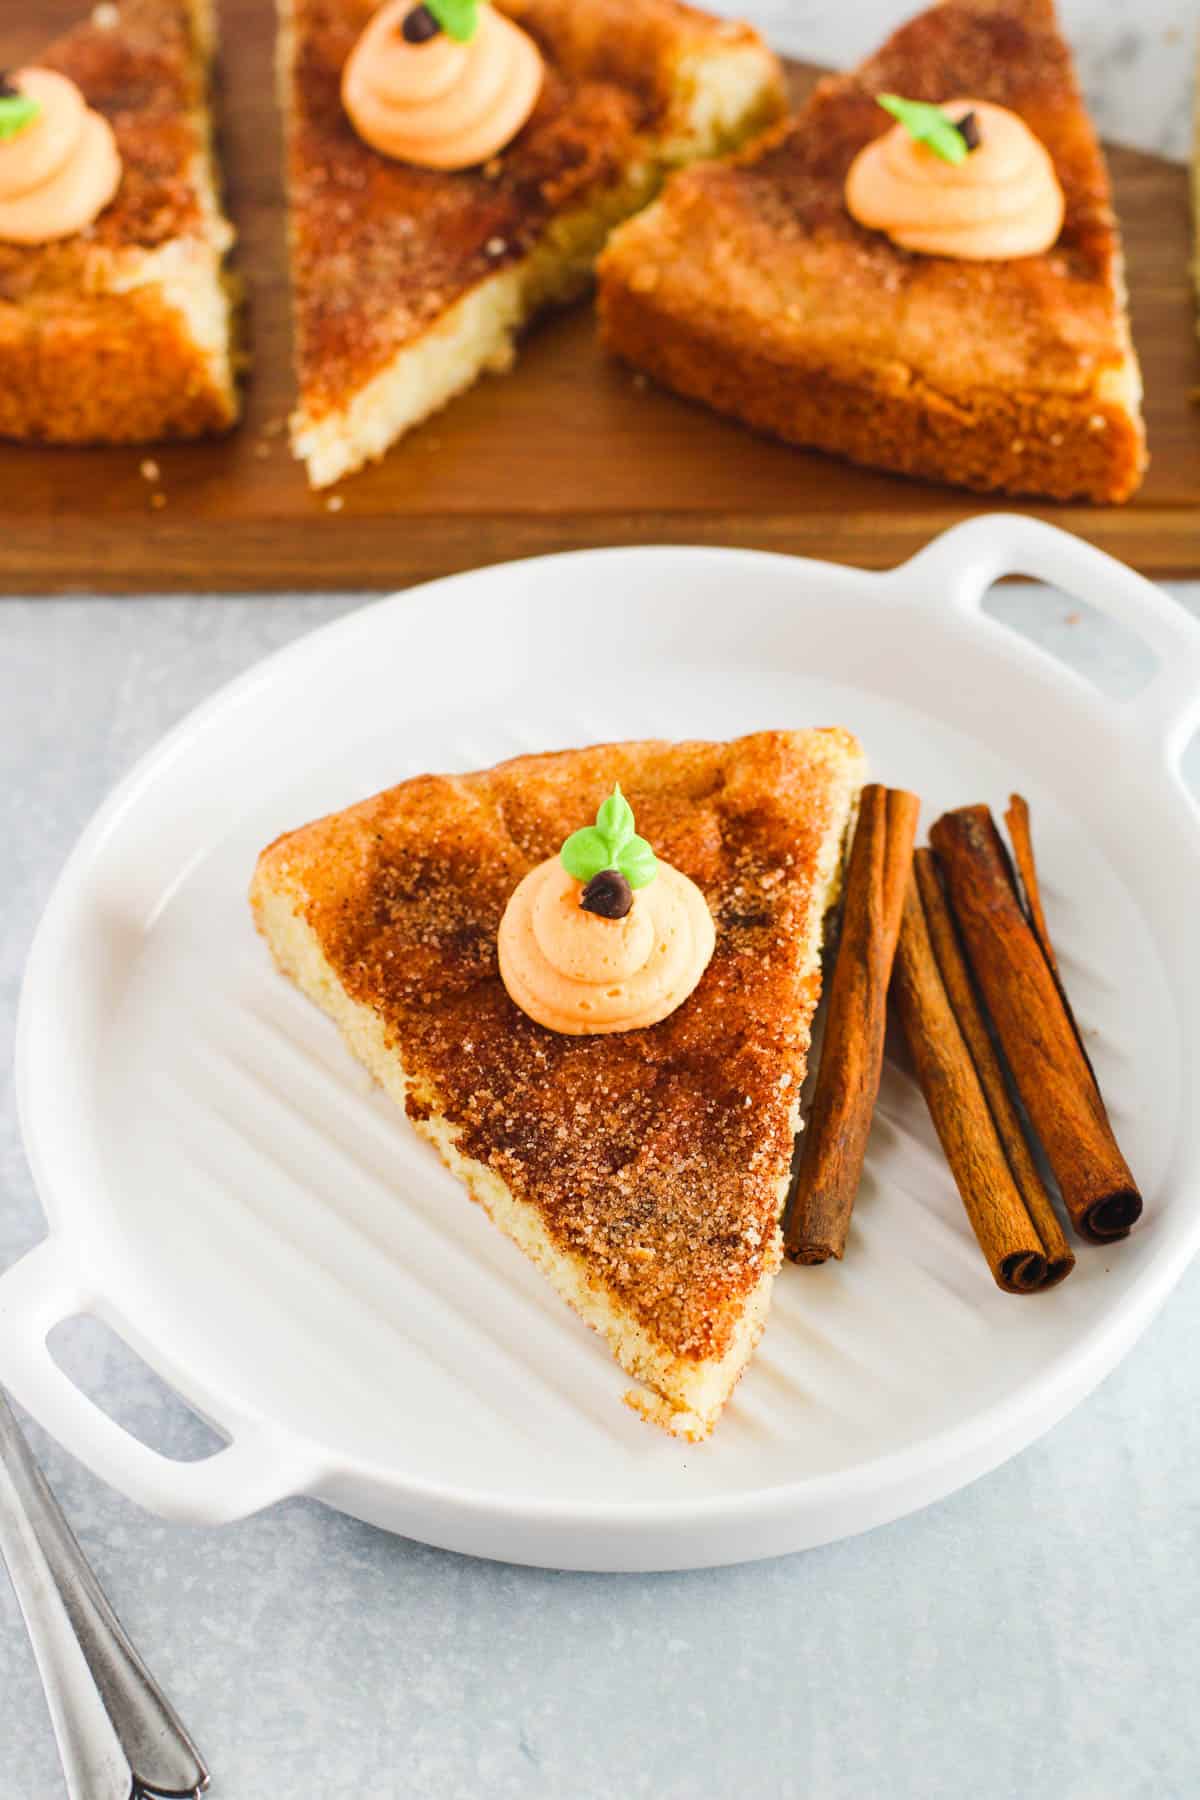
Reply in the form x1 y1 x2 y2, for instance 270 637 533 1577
0 1387 209 1800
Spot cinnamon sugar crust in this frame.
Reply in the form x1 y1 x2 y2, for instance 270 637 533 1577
598 0 1146 503
0 0 238 444
282 0 784 425
251 731 864 1378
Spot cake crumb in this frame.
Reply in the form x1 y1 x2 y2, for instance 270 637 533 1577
326 494 345 512
254 440 271 460
485 236 507 257
92 2 119 26
139 458 160 483
150 491 167 510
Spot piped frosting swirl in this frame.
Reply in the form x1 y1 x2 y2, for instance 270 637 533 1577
342 0 543 172
845 98 1064 260
498 857 715 1035
0 68 121 245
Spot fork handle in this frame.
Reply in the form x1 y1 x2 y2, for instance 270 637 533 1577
0 1389 208 1800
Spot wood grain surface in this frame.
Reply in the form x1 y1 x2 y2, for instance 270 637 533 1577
2 0 1197 594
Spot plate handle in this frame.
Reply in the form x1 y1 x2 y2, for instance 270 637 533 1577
898 515 1200 776
0 1239 322 1525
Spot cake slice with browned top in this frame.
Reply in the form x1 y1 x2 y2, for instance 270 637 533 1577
0 0 238 445
598 0 1145 503
251 729 864 1439
280 0 786 487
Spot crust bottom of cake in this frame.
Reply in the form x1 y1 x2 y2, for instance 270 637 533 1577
251 879 781 1440
290 38 785 489
0 262 238 446
598 272 1146 505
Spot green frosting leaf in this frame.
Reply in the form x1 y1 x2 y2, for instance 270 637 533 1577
595 784 635 856
560 784 659 889
425 0 479 41
616 835 657 890
560 826 612 884
877 93 970 166
0 93 41 142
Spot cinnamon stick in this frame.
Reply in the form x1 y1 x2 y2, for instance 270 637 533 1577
1004 795 1057 976
785 784 920 1263
892 870 1065 1293
929 805 1141 1244
912 849 1074 1288
1004 793 1098 1088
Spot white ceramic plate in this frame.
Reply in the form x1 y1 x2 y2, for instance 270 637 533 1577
5 516 1200 1572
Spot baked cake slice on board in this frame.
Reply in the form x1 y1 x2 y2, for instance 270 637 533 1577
279 0 786 488
251 730 864 1440
0 0 238 444
598 0 1145 503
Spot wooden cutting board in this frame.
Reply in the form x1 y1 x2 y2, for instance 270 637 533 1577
2 0 1198 594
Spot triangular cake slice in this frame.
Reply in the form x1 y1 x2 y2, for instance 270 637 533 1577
0 0 238 444
251 730 864 1439
598 0 1145 503
279 0 786 487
